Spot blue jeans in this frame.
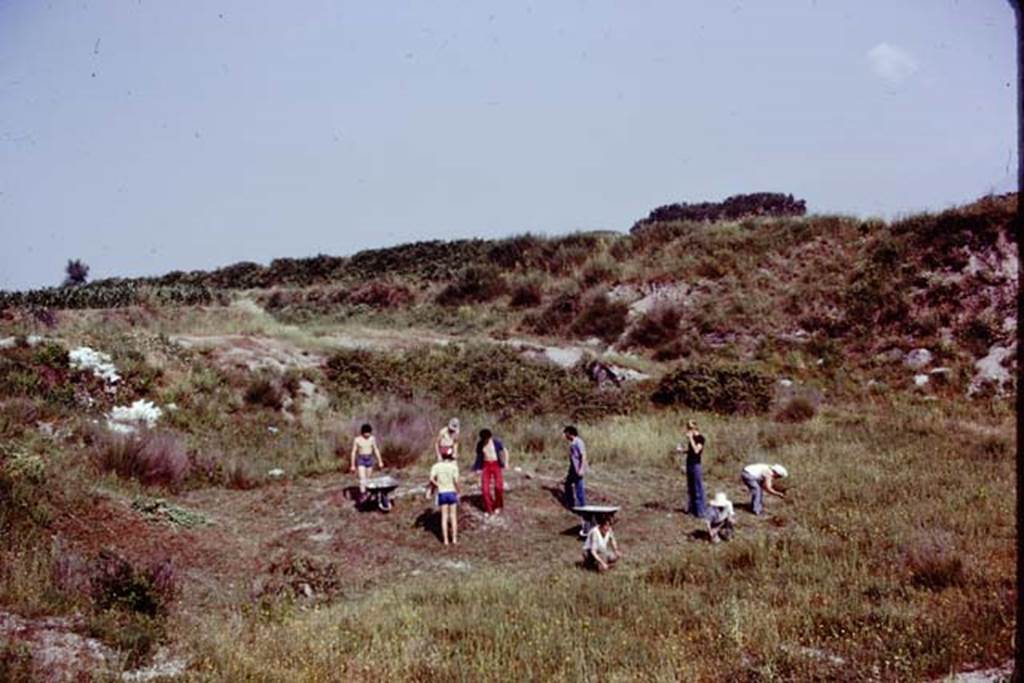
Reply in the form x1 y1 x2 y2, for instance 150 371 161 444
742 472 763 515
686 461 706 518
565 469 586 509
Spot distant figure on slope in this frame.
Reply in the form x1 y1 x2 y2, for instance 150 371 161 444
741 463 788 516
563 425 589 511
675 420 706 518
473 428 508 516
582 516 621 572
350 423 384 502
430 449 461 545
705 492 735 543
436 417 460 462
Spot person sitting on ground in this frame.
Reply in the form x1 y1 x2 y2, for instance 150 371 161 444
741 463 788 516
350 423 384 502
429 449 461 546
582 516 621 572
706 491 736 543
473 428 508 516
436 417 460 462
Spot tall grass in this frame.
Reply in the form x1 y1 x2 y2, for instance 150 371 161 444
181 401 1014 681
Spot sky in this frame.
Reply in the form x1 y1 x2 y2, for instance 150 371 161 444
0 1 1017 291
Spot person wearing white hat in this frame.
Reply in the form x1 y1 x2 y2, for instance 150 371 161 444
435 418 461 462
740 463 788 515
706 492 735 543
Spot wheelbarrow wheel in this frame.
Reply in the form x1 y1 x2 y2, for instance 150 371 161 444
378 492 393 512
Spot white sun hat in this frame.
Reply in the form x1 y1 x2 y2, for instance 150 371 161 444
448 417 460 431
771 464 788 478
710 492 732 508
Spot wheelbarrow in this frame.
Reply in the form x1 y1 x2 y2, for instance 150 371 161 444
572 505 620 538
361 475 400 512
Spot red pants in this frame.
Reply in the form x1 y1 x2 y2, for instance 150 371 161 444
481 461 504 513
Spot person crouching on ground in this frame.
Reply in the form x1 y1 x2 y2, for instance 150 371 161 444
473 428 508 516
741 463 788 515
436 417 460 462
583 516 621 572
350 423 383 502
706 491 735 543
430 449 461 545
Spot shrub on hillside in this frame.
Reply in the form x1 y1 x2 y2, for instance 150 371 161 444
652 364 774 414
435 265 507 305
89 550 176 665
774 395 818 423
244 377 284 411
91 550 176 616
580 253 620 287
631 192 807 234
626 304 682 349
92 429 191 489
348 280 415 309
568 291 629 343
325 344 648 419
902 533 966 592
522 291 580 336
508 277 544 308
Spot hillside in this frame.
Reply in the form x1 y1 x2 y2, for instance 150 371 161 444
0 193 1017 680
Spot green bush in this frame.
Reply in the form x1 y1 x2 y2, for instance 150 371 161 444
522 291 580 336
435 265 507 305
626 305 682 349
652 364 774 414
568 291 628 343
325 344 648 419
508 277 544 308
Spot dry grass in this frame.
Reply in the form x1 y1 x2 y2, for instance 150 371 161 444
172 401 1014 682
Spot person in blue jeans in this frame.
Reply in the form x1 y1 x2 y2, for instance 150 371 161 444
741 463 788 515
562 425 588 510
677 420 706 518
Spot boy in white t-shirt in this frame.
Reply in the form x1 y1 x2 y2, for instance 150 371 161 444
582 517 621 572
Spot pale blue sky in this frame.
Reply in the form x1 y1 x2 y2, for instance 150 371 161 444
0 1 1017 290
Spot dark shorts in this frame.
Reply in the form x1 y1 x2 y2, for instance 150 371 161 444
356 454 374 468
437 491 458 506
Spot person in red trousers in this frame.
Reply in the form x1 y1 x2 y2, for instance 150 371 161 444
473 428 509 516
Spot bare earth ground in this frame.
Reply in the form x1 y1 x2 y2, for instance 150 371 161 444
56 462 764 613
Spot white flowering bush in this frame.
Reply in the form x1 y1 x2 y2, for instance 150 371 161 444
107 399 163 434
69 346 121 385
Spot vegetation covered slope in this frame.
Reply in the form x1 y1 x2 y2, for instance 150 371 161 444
0 192 1016 680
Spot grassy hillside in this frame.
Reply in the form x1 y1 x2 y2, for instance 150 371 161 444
0 194 1016 680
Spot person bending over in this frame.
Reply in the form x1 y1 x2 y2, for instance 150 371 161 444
741 463 788 515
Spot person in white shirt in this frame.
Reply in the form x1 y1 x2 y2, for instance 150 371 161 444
705 491 735 543
429 450 461 546
741 463 788 515
582 517 621 572
435 418 460 461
